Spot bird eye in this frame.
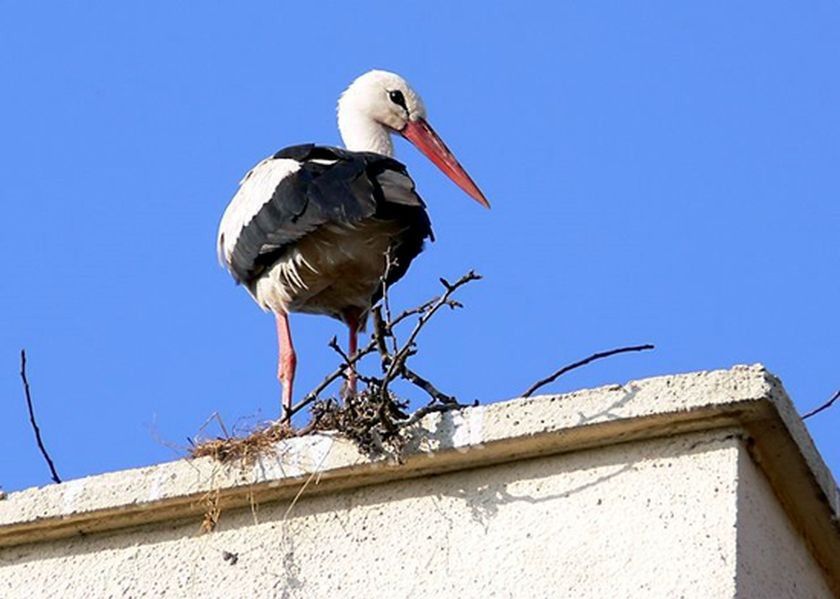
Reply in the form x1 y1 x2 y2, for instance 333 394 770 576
388 90 407 109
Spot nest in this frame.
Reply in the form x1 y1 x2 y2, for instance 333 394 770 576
309 389 411 456
188 420 297 464
189 269 482 465
188 389 415 464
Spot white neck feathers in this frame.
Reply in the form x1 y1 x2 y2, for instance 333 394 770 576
337 109 394 156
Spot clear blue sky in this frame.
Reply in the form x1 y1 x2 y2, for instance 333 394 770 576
1 2 838 492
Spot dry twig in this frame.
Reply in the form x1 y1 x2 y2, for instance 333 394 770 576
189 420 296 463
199 489 221 533
19 350 61 484
286 269 479 427
379 246 397 353
522 344 655 398
382 271 480 391
283 268 482 455
190 268 480 461
287 337 380 419
802 389 840 420
399 365 458 405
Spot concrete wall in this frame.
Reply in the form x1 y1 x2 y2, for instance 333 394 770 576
736 447 833 598
1 366 838 598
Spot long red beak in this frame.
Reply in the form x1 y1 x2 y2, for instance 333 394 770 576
400 119 490 208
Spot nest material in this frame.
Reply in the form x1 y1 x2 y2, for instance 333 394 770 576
189 421 297 464
189 270 481 465
309 389 411 456
188 389 415 464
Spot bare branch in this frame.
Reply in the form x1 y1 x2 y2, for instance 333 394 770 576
399 365 458 405
284 268 481 451
19 350 61 484
328 336 352 365
802 389 840 420
400 400 476 428
371 306 390 373
287 337 380 419
389 298 438 328
522 344 655 398
380 248 395 329
194 411 231 440
384 271 481 387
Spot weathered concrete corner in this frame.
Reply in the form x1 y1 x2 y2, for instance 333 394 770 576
1 364 838 598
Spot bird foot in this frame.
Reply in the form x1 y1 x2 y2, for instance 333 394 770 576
340 379 358 402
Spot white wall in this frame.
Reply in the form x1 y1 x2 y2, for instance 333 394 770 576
0 431 750 598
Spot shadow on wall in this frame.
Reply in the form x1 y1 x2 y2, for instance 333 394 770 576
439 463 636 531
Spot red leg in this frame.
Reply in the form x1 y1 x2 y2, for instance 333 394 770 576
275 312 297 422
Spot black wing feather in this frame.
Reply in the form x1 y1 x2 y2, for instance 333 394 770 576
228 145 432 286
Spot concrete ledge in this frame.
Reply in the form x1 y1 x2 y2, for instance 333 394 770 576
1 365 838 592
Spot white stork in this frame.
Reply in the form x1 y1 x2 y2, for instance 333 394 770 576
217 70 489 419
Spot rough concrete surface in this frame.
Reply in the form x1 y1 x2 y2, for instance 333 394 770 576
736 446 833 598
0 365 837 598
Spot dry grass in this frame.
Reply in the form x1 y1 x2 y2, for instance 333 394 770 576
199 488 221 533
189 420 298 464
188 388 420 465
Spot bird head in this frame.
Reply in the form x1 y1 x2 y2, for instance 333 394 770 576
338 70 489 208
